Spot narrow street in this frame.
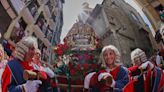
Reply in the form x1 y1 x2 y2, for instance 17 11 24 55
0 0 164 92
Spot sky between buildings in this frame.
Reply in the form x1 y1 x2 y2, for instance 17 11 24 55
60 0 153 43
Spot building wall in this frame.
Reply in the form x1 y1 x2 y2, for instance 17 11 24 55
52 0 64 46
0 0 64 63
134 0 164 51
87 4 110 38
159 0 164 6
135 0 164 31
0 3 12 42
121 0 158 50
101 0 153 66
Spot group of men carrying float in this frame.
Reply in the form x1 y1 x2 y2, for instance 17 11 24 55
1 36 164 92
84 47 164 92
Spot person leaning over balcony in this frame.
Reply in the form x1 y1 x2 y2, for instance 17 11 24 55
84 45 129 92
1 36 42 92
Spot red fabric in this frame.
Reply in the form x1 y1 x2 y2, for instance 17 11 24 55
126 68 164 92
98 66 120 80
20 61 33 70
158 70 164 92
2 66 11 92
128 66 141 78
144 70 152 92
89 66 120 92
90 73 99 87
123 80 135 92
110 66 120 80
2 61 34 92
128 65 138 73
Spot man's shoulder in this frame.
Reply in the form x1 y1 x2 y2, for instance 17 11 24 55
8 58 20 65
119 65 129 73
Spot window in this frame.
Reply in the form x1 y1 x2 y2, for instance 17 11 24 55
46 0 53 13
10 0 25 14
27 0 40 17
10 18 27 43
36 12 47 34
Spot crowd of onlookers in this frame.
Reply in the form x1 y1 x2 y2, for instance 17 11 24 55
0 36 164 92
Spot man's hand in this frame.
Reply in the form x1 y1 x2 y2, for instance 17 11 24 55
23 80 42 92
139 61 154 71
103 75 113 86
98 72 115 87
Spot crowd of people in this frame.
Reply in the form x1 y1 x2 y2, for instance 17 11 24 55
0 36 56 92
84 45 164 92
0 36 164 92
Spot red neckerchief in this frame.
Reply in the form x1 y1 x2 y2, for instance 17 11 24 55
110 66 120 80
128 65 138 72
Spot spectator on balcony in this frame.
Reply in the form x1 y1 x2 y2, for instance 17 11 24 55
84 45 129 92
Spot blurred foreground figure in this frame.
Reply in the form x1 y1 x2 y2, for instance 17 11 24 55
0 44 8 90
0 44 8 69
1 36 42 92
124 48 164 92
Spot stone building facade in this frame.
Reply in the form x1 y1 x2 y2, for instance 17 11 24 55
87 0 154 66
134 0 164 31
134 0 164 51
